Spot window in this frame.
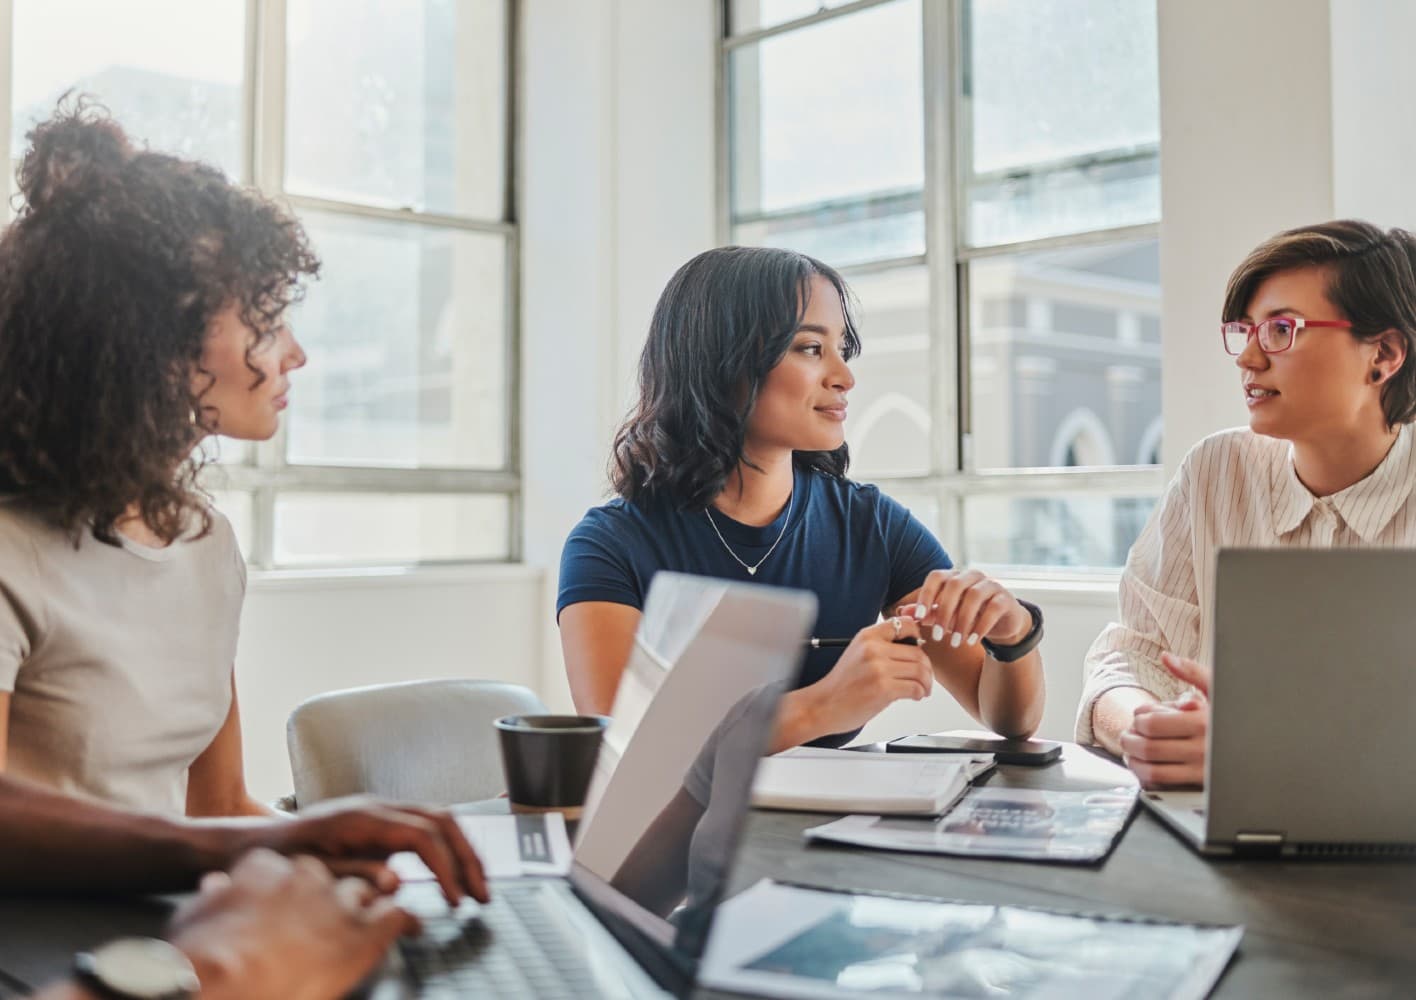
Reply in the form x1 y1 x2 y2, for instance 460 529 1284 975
724 0 1163 572
5 0 518 568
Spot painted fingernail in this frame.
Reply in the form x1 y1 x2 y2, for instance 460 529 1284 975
932 624 944 641
931 603 939 611
950 632 962 648
913 604 927 620
966 633 979 646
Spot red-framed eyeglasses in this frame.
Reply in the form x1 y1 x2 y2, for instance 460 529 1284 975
1220 316 1351 356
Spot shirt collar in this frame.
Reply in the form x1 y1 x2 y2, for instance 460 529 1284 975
1270 423 1416 541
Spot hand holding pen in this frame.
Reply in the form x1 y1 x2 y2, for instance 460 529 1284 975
788 616 934 741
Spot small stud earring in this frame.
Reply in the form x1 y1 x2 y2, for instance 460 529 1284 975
1372 370 1383 383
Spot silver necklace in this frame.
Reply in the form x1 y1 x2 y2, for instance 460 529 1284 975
704 492 793 577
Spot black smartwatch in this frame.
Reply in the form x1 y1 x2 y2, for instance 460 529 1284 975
981 599 1044 663
73 938 199 1000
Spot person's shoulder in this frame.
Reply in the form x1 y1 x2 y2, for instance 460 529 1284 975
803 468 882 504
1178 427 1285 479
566 494 665 546
0 496 63 556
811 471 905 519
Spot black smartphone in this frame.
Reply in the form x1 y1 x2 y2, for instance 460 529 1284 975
885 732 1062 765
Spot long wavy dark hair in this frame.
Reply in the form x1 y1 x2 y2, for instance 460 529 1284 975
0 98 319 545
610 246 861 508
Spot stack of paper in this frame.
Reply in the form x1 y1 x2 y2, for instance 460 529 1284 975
751 747 994 815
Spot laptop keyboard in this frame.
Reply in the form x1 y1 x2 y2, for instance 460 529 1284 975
398 880 610 998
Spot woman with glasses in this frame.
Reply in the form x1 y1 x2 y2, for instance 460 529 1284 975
1077 219 1416 787
558 246 1046 750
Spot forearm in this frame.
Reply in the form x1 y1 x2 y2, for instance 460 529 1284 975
1090 686 1159 757
975 651 1045 740
0 774 248 893
768 687 824 753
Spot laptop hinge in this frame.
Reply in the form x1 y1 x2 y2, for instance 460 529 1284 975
1234 831 1285 858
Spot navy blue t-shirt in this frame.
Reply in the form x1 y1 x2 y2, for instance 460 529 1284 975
556 466 952 746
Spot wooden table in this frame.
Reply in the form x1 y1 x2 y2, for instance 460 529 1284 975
1 745 1413 997
699 744 1416 998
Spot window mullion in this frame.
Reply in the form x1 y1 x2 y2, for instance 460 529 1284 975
921 0 958 480
253 0 286 197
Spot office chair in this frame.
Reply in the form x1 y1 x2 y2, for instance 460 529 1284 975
285 678 548 809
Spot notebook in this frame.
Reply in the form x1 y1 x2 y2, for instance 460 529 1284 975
751 747 995 815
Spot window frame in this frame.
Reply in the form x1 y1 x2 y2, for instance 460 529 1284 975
718 0 1163 577
0 0 522 570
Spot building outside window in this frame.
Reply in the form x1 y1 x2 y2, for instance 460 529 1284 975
724 0 1163 573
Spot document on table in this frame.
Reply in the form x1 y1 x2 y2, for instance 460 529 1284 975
751 747 995 815
389 812 572 882
804 785 1139 863
700 879 1243 1000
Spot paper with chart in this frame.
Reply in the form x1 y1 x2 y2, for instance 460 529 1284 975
805 785 1138 863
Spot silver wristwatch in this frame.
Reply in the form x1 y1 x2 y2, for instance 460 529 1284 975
73 937 200 1000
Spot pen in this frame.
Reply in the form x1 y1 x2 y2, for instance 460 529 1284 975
806 637 927 648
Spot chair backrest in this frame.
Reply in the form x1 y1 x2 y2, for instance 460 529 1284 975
286 678 548 808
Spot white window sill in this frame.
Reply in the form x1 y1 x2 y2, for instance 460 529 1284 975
247 562 544 593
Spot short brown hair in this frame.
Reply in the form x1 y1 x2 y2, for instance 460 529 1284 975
1223 219 1416 427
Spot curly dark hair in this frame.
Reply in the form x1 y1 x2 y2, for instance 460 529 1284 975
610 246 861 509
0 98 320 545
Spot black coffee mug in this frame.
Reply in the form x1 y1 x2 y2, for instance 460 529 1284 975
495 714 609 817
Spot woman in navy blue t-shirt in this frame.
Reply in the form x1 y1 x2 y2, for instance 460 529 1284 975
558 247 1045 748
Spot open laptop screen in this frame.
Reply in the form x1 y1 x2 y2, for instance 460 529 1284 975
567 573 816 962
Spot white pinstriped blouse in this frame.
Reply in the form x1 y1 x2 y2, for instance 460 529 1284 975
1075 422 1416 743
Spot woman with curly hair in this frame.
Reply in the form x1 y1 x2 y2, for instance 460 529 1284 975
557 247 1046 750
0 102 319 815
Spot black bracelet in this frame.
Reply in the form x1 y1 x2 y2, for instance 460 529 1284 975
981 599 1044 663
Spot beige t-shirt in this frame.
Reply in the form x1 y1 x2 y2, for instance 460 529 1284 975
0 497 245 814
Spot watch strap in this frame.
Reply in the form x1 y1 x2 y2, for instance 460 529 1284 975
981 599 1044 663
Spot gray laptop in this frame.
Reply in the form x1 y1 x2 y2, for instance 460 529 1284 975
1143 549 1416 858
379 572 817 997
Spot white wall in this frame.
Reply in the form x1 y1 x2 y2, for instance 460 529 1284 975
236 566 542 802
520 0 719 710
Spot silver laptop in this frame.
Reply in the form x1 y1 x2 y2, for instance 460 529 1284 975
380 572 817 997
1143 549 1416 858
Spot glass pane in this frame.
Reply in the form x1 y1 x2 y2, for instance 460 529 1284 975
963 0 1159 246
843 265 932 477
968 239 1161 470
274 493 509 565
732 195 925 270
965 493 1157 571
11 0 245 181
729 0 858 34
729 0 923 265
209 490 253 556
285 212 508 470
286 0 507 219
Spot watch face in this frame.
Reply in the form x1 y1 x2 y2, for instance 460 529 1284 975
88 938 199 998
